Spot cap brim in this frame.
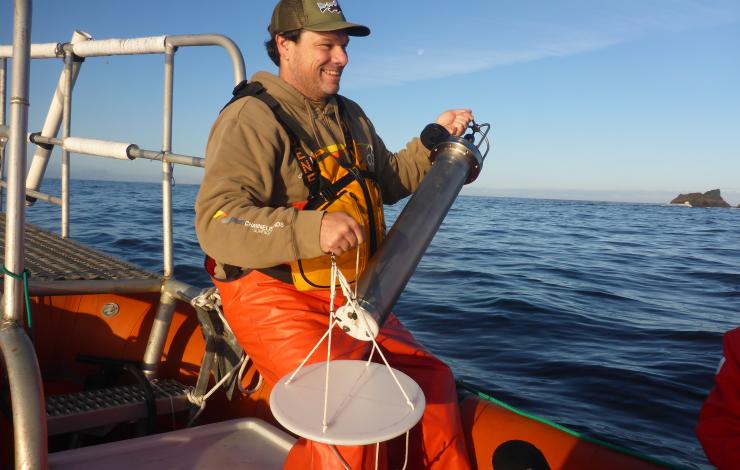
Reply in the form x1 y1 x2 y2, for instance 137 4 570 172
306 21 370 37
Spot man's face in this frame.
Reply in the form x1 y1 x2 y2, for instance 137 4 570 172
278 30 350 101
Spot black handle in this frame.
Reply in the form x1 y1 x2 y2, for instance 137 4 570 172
420 123 451 150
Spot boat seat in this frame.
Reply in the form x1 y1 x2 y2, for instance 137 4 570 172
46 379 190 435
48 417 296 469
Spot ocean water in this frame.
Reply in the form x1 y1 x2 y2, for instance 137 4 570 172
23 178 739 470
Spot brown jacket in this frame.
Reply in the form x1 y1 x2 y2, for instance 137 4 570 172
195 71 432 279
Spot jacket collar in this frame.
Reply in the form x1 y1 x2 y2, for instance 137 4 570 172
250 71 339 116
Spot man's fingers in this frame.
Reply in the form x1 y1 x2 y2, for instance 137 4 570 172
436 108 475 136
330 237 355 257
350 221 365 246
319 211 366 255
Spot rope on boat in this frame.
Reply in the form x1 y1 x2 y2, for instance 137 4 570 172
187 288 264 423
2 264 33 332
185 353 249 427
455 380 691 470
236 353 263 395
191 287 234 338
191 287 264 395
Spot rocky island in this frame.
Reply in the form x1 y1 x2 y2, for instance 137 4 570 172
670 189 731 208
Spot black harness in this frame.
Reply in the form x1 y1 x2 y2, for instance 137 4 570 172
223 80 375 206
206 80 376 282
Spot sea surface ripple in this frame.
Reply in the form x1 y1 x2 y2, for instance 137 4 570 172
26 179 740 469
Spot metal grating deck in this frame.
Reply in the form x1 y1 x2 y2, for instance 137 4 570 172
46 379 191 435
0 215 160 284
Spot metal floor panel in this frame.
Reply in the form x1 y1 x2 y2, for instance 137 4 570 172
0 215 159 283
47 379 190 435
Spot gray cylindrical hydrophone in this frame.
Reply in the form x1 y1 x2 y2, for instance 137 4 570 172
348 128 487 337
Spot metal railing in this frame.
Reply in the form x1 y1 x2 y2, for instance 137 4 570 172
1 17 248 468
1 2 48 468
0 32 245 279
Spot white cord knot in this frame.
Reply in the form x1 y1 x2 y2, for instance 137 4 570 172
191 287 222 311
185 354 249 427
185 387 206 408
191 286 235 337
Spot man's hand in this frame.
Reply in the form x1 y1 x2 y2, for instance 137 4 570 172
436 109 474 137
319 212 365 256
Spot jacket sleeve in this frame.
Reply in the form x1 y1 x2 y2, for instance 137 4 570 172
342 98 432 205
696 327 740 470
373 131 433 205
195 99 325 269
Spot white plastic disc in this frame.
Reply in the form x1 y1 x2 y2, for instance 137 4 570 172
334 303 379 341
270 360 425 446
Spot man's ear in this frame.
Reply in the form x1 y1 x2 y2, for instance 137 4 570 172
276 35 292 62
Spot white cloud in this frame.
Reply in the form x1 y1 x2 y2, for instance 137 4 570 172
344 0 740 89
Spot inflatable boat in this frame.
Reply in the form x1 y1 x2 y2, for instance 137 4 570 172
0 4 682 468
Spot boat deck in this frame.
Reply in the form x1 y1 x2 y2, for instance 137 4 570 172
0 215 160 285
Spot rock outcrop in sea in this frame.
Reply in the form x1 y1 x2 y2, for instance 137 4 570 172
670 189 730 208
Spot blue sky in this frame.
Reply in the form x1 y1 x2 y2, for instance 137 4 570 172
2 0 739 203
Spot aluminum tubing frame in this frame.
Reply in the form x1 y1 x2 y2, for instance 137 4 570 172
24 30 89 201
1 2 48 469
0 322 47 469
1 59 6 211
161 46 175 279
142 279 211 379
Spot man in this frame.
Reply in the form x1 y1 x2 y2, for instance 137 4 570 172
696 327 740 469
195 0 473 468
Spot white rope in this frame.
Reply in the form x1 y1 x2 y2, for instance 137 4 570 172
190 287 235 338
322 255 338 433
285 320 338 384
328 445 351 470
237 356 264 395
366 342 376 366
375 442 380 470
354 247 360 298
285 250 416 467
336 264 356 300
402 430 410 470
186 354 248 426
215 309 234 338
334 265 415 411
191 288 262 395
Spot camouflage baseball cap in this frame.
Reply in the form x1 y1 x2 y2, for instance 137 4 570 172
269 0 370 37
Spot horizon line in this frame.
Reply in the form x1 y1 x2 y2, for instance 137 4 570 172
35 177 740 206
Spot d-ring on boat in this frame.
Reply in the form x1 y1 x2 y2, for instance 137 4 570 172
0 2 684 468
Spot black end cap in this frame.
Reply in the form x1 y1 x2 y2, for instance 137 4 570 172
420 123 450 150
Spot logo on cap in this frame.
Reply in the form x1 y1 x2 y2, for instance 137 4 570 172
317 1 342 14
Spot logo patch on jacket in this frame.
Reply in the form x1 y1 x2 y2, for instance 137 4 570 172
317 1 342 14
364 144 375 172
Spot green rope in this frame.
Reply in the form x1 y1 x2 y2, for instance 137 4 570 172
1 264 33 330
456 380 691 470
